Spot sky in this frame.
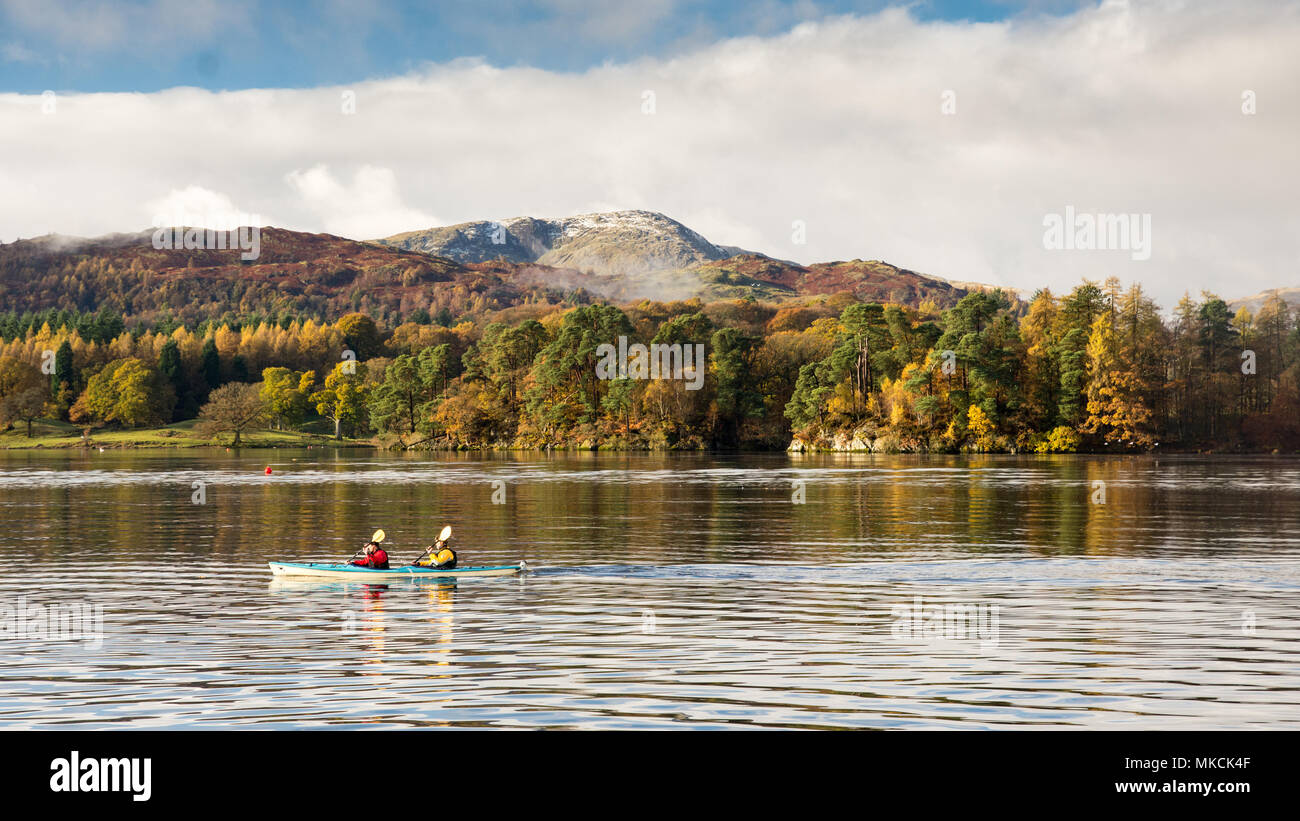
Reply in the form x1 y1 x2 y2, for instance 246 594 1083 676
1 0 1297 306
2 1 1084 92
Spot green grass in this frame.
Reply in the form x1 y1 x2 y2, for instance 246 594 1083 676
0 418 369 449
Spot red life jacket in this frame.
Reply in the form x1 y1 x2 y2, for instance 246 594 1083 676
352 547 389 569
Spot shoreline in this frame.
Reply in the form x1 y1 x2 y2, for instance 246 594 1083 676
3 421 1295 455
1 436 1294 455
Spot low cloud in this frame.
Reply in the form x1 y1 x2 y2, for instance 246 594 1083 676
285 164 439 239
146 185 265 230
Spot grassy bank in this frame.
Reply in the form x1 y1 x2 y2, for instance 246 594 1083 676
0 418 370 449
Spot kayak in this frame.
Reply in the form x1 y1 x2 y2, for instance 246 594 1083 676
267 561 527 581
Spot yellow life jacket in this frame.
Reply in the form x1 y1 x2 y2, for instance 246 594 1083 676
417 547 456 567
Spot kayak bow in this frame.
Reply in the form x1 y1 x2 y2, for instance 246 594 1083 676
267 561 526 581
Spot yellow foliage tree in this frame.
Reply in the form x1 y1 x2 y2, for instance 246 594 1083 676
967 404 996 452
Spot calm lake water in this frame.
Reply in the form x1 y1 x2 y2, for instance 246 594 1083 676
1 450 1298 729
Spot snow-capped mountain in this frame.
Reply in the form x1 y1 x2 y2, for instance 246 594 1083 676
375 210 746 278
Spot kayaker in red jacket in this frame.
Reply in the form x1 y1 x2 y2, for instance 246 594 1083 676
351 541 389 569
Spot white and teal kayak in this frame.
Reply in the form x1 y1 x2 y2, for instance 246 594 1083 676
268 561 526 581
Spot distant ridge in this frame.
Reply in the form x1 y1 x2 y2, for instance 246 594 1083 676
375 209 974 305
1227 287 1300 314
0 211 1106 321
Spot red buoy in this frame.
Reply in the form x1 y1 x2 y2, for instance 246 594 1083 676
264 466 273 475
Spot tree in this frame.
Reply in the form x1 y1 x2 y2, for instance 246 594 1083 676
925 291 1024 436
53 339 74 393
1254 293 1290 407
90 307 124 344
836 302 891 418
0 357 51 437
469 321 547 423
601 377 636 436
337 313 381 360
1020 289 1061 430
1167 292 1202 442
200 337 221 395
1187 294 1238 441
967 404 996 451
69 358 174 430
934 291 1009 408
1082 311 1154 448
260 367 311 429
1198 296 1237 372
1053 282 1106 427
785 359 836 432
710 327 764 446
526 305 632 433
158 339 189 421
197 382 269 446
311 362 370 439
369 354 425 435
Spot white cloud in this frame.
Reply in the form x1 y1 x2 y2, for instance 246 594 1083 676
145 185 265 230
1 1 1298 306
285 164 440 239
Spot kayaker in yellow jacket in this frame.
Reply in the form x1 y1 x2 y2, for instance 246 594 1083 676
413 536 457 569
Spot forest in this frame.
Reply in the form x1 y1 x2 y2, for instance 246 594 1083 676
0 277 1297 452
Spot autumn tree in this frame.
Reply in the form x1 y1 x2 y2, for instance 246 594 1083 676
465 321 547 426
197 382 270 446
1082 311 1154 448
0 357 51 437
526 304 632 434
260 367 313 429
69 358 173 431
337 313 382 360
311 362 370 439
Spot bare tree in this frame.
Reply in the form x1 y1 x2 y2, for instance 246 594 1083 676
197 382 269 446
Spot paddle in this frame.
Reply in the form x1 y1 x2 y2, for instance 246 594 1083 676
347 529 386 563
410 525 452 566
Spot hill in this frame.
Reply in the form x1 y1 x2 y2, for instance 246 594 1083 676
1228 287 1300 315
376 210 970 307
0 214 977 325
689 255 969 306
0 227 588 326
376 210 740 278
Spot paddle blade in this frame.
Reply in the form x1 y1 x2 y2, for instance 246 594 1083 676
438 525 452 542
372 529 386 543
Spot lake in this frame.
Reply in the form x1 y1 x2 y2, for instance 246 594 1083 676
1 450 1297 728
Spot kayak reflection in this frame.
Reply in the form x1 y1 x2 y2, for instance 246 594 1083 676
425 581 456 670
357 583 386 659
267 576 459 647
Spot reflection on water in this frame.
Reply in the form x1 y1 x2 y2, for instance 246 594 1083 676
0 450 1298 728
